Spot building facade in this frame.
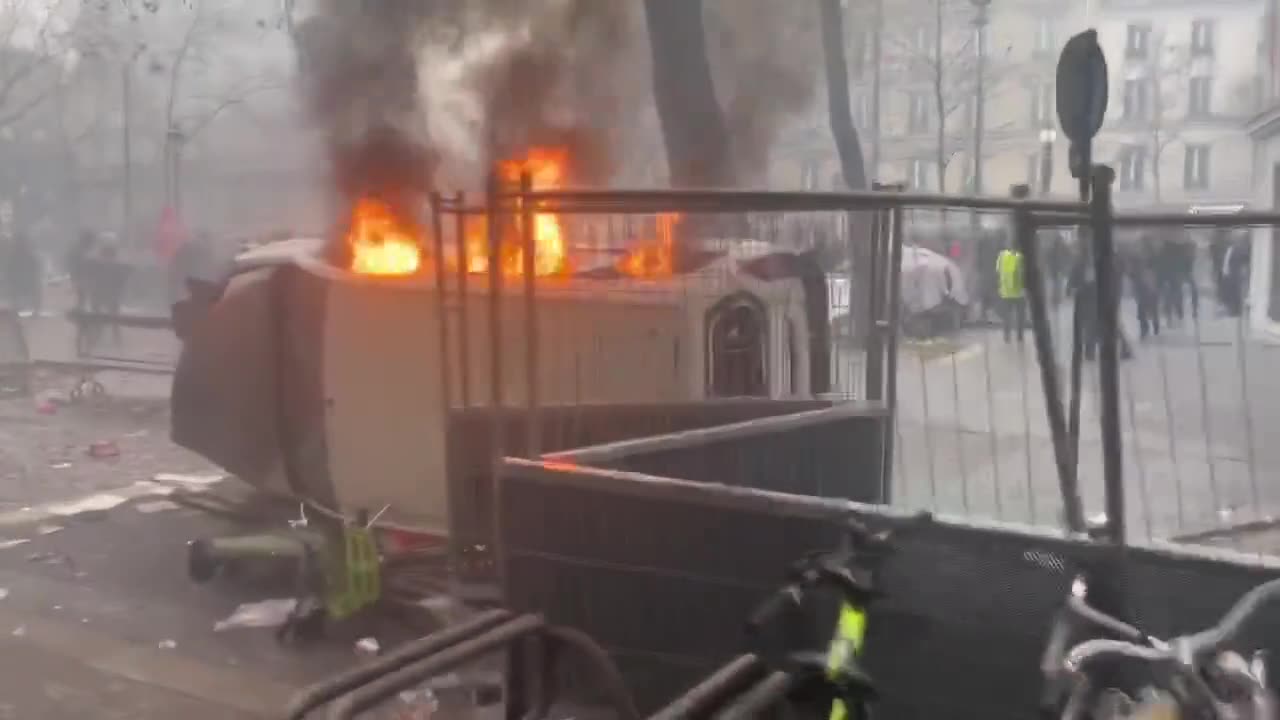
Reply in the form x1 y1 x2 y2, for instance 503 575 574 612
1092 0 1266 210
1246 0 1280 334
775 0 1265 213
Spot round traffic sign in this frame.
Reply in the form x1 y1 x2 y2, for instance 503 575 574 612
1056 30 1109 143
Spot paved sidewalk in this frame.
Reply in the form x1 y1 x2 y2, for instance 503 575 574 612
882 302 1280 545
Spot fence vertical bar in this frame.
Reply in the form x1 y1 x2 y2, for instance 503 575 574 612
519 171 541 458
863 197 886 402
1190 297 1222 520
486 171 506 458
1090 166 1125 546
1011 184 1085 533
880 188 906 504
1236 311 1261 517
454 191 471 408
430 192 452 414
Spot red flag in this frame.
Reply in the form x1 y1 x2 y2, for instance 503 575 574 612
154 206 187 262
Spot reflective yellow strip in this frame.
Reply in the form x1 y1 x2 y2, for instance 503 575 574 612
825 604 868 720
836 604 867 655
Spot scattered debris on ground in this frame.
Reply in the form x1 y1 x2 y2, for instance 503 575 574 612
213 598 298 632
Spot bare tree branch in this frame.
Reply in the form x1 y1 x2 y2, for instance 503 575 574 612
177 79 285 140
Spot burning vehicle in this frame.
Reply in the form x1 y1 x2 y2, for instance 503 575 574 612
169 150 832 538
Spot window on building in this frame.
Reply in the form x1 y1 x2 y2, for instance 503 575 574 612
850 29 876 77
1035 18 1056 55
913 25 930 53
908 92 930 133
1123 78 1150 120
1031 82 1054 126
1190 19 1215 56
909 159 930 189
1126 23 1151 59
855 93 870 130
1183 144 1210 190
800 160 820 190
1188 76 1213 117
1118 145 1146 191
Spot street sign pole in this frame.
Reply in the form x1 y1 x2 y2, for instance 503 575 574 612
1052 28 1136 702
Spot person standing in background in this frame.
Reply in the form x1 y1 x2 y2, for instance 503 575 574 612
66 231 96 312
8 232 40 317
87 244 129 347
1131 240 1160 340
996 238 1026 343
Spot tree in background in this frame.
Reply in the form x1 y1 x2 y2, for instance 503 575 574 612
1128 30 1190 204
641 0 735 188
881 0 1010 192
818 0 867 190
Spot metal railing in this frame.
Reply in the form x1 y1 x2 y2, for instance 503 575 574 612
429 171 1280 558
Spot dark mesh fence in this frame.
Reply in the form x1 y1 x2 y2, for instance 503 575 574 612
498 459 1280 717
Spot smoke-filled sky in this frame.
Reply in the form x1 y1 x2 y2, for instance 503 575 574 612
293 0 824 204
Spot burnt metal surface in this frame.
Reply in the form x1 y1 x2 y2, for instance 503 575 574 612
170 265 334 506
496 460 1280 718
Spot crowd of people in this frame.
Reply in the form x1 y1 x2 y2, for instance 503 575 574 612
981 225 1252 358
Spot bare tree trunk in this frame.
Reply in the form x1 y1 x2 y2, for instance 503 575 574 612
932 0 947 192
642 0 734 188
818 0 867 189
818 0 873 392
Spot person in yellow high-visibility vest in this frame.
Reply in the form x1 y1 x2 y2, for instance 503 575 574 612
996 240 1025 343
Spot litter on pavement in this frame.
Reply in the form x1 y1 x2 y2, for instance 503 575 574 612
0 539 30 550
213 598 298 632
86 441 121 459
153 472 227 487
157 639 177 650
35 524 62 536
354 637 380 657
134 500 180 514
396 687 439 719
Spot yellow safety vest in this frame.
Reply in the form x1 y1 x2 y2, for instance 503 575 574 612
996 249 1024 299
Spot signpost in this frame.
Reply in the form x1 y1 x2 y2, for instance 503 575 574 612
1056 29 1108 188
1049 32 1134 698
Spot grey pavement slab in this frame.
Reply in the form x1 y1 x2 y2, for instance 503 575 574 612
856 302 1280 548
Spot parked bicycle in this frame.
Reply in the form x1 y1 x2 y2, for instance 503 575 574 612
740 511 930 719
1042 573 1280 719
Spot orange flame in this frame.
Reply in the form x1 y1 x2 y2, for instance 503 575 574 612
347 198 423 277
618 213 681 278
464 147 569 277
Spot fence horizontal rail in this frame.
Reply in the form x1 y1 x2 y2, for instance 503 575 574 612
1114 211 1280 228
493 188 1088 215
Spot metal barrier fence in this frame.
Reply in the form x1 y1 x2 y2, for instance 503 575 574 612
428 172 1280 559
496 457 1280 717
886 179 1280 556
425 180 1086 545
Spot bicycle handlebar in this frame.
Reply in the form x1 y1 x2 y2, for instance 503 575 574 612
1064 594 1151 646
745 513 931 634
1180 577 1280 658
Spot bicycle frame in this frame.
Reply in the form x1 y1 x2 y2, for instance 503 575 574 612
825 601 870 720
